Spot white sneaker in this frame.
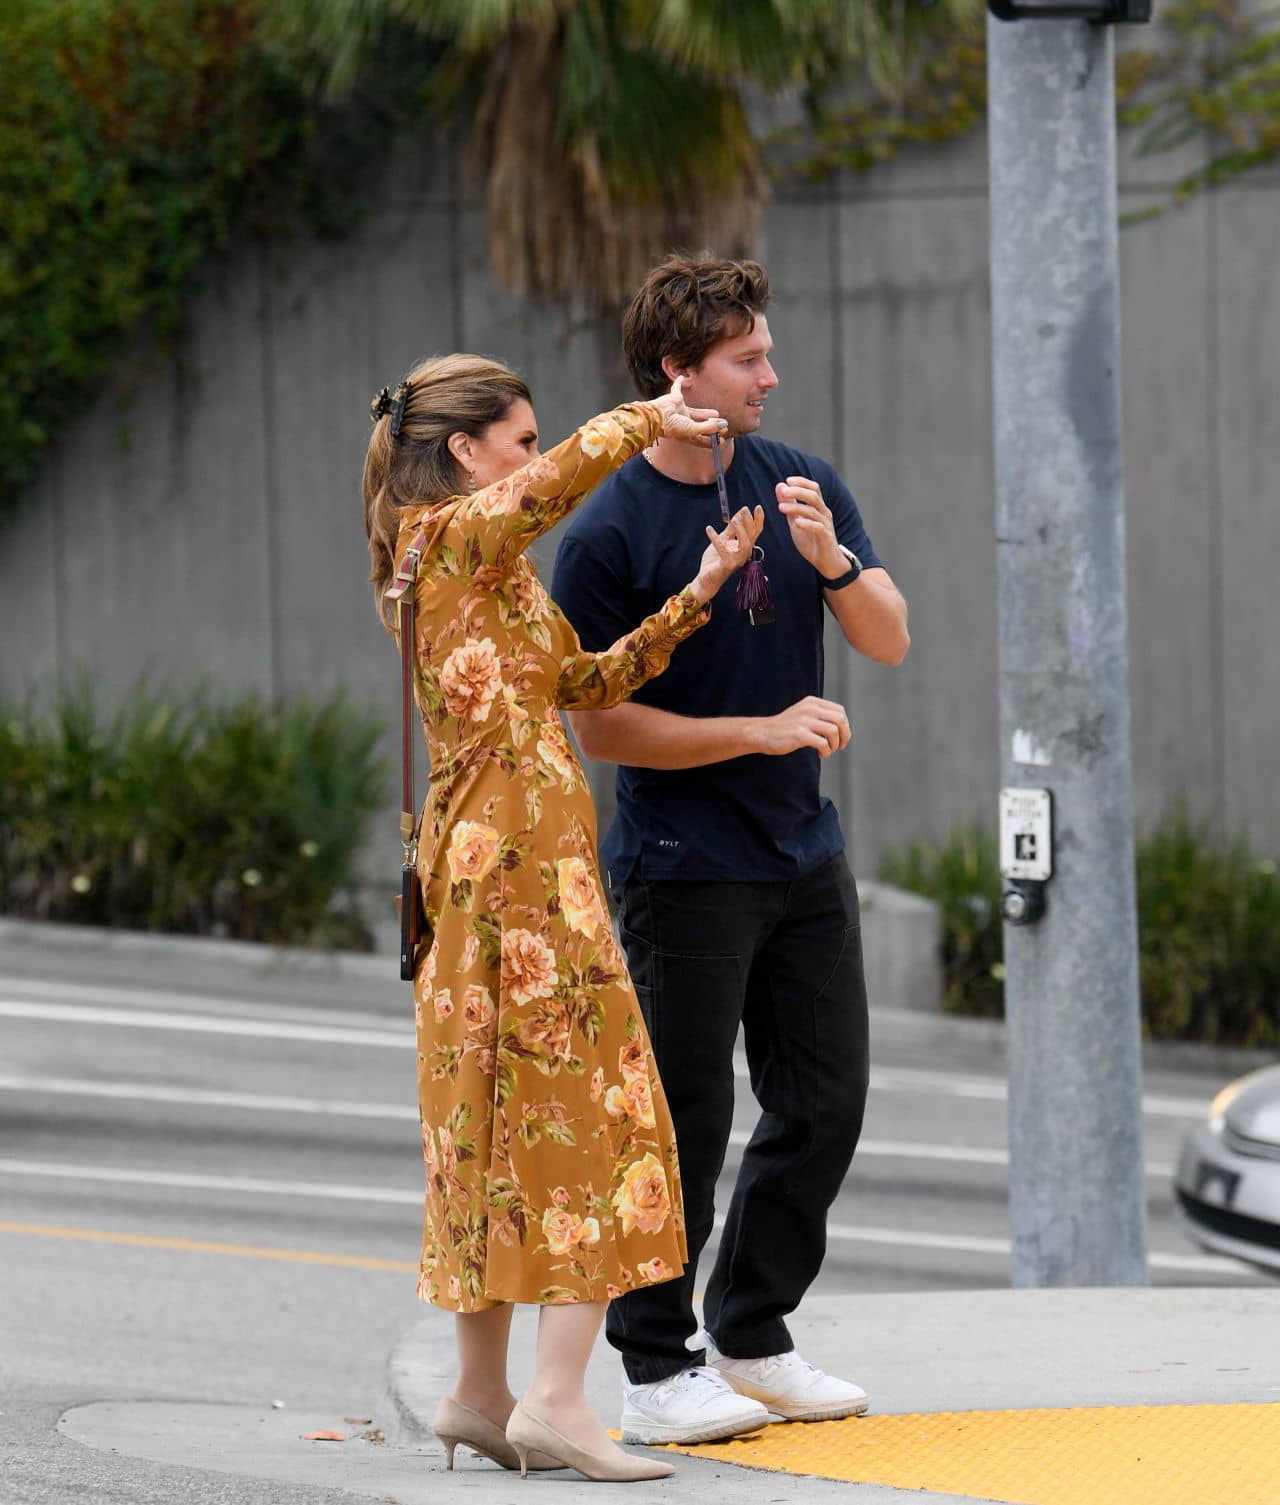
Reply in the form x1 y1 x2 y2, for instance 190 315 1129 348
620 1365 772 1445
700 1330 870 1421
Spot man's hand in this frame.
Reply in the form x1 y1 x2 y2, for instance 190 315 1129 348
776 475 846 579
755 696 851 759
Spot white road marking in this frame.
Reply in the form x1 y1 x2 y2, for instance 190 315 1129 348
0 1075 1180 1178
0 999 410 1049
869 1064 1212 1120
0 1161 1234 1270
869 1064 1007 1102
2 994 1213 1121
737 1059 1210 1121
0 1157 1237 1273
1140 1091 1217 1118
816 1223 1240 1276
0 1158 420 1205
0 1074 419 1121
0 974 396 1029
725 1128 1174 1178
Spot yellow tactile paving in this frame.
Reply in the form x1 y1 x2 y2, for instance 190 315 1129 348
662 1403 1280 1505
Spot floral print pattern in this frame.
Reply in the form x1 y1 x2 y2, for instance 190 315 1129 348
393 402 709 1310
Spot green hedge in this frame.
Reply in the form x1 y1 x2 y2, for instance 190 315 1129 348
0 683 389 948
878 809 1280 1049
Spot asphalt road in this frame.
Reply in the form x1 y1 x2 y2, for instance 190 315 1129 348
0 931 1270 1502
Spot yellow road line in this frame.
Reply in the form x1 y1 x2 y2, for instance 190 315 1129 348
0 1220 416 1273
664 1402 1280 1505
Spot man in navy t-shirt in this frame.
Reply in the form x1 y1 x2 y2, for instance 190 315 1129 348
551 255 909 1446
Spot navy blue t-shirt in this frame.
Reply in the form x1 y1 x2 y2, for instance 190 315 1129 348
550 434 882 886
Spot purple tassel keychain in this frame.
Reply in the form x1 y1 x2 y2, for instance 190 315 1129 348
711 433 775 627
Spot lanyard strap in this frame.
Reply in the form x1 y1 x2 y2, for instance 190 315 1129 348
710 433 731 524
710 434 775 627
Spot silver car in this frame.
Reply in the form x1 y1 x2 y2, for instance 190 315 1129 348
1175 1064 1280 1275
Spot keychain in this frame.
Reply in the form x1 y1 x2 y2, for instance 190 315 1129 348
711 433 775 627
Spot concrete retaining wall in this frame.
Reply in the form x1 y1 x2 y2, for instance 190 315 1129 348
4 132 1278 874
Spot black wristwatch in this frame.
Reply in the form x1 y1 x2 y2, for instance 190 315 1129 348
820 544 862 591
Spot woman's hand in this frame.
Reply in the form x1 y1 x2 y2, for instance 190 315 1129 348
689 505 766 604
653 375 726 447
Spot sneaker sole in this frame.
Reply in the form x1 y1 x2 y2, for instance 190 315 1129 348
715 1372 871 1422
763 1398 871 1422
619 1410 772 1446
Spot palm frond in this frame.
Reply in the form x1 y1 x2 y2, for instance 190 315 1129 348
274 0 979 304
471 16 762 306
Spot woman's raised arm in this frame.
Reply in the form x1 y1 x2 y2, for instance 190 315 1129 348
440 380 724 575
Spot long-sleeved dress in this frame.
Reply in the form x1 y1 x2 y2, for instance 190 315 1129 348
392 401 709 1310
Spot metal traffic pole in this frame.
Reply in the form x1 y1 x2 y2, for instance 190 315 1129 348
986 0 1152 1285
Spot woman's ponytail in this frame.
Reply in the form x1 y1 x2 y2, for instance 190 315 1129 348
360 355 532 629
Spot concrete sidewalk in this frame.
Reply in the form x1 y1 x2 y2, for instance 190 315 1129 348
61 1286 1280 1504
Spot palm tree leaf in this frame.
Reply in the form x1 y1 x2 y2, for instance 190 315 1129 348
268 0 978 304
470 18 761 304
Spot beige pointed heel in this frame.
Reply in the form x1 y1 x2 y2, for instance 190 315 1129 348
511 1439 530 1479
506 1402 675 1483
431 1396 564 1472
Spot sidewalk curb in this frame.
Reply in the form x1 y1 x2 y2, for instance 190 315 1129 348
382 1314 449 1450
2 915 1274 1077
382 1325 429 1450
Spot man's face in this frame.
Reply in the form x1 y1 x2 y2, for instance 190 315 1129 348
677 314 779 438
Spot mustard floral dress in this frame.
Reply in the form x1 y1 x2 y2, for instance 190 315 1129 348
392 402 708 1311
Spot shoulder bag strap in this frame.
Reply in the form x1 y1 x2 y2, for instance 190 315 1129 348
387 528 428 857
387 531 428 979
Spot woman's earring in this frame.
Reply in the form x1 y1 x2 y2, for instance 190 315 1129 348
467 472 478 492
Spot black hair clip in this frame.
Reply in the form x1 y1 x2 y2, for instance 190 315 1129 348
370 380 410 437
389 381 408 438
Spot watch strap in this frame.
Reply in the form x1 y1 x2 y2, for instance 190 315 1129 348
821 545 862 591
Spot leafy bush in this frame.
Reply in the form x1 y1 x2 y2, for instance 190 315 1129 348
1136 813 1280 1048
0 683 388 948
877 809 1280 1048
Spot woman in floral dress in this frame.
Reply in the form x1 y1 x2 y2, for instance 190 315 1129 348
362 354 762 1480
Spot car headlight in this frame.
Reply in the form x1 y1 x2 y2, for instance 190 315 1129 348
1208 1080 1245 1134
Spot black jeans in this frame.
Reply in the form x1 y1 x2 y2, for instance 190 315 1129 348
606 854 870 1383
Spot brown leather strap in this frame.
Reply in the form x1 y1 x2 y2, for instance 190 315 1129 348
400 594 416 842
387 529 427 851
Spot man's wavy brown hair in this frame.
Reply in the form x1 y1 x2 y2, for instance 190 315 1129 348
622 255 771 400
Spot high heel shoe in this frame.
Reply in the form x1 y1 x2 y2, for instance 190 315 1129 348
431 1396 565 1472
506 1402 675 1482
